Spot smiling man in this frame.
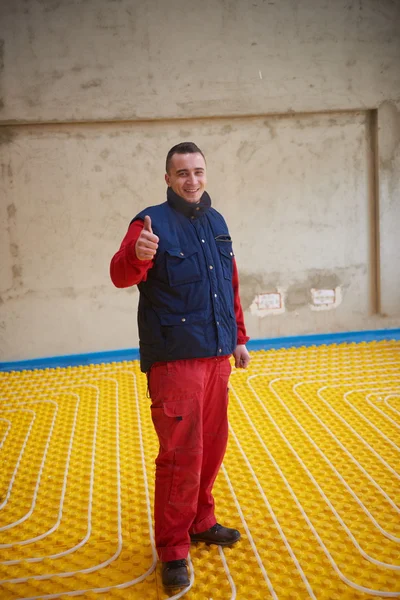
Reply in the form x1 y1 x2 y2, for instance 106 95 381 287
110 142 250 590
165 148 207 202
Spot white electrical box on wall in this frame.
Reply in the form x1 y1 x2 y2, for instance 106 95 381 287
250 291 286 316
256 293 282 310
311 289 336 305
310 287 342 311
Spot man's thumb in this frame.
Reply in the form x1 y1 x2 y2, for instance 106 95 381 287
143 215 152 233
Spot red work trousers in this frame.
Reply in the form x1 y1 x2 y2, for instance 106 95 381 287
148 356 231 562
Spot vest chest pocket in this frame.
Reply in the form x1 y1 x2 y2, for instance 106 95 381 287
165 248 202 287
218 244 235 280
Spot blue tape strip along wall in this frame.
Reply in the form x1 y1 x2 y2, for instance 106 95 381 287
1 328 400 372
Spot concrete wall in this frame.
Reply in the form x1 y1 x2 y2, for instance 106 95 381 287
0 0 399 361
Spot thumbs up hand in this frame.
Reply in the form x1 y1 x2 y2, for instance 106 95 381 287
135 215 159 261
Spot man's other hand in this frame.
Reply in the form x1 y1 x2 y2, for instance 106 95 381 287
233 345 251 369
135 216 159 261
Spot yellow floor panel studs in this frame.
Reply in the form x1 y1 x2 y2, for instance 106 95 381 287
0 340 399 599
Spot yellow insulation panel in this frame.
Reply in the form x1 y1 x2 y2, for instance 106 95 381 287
0 340 399 599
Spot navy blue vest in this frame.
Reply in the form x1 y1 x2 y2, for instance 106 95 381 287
133 188 237 372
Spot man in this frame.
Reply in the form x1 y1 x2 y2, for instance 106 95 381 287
110 142 250 589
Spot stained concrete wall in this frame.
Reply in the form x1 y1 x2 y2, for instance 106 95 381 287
1 0 399 122
0 0 399 361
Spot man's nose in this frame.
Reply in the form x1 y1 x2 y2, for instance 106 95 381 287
188 173 197 183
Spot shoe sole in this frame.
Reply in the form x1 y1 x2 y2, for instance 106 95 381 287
162 582 190 590
190 536 241 546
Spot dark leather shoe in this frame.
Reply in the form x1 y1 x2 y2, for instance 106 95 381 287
161 559 190 589
190 523 241 546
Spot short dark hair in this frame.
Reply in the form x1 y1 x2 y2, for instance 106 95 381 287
165 142 206 173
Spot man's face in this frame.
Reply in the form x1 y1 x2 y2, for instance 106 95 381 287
165 152 207 203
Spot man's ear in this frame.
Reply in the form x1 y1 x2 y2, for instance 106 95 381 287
165 173 170 186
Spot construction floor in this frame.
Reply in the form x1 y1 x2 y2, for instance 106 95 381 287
0 340 399 600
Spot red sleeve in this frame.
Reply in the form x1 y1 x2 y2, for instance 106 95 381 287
110 220 154 288
232 258 250 345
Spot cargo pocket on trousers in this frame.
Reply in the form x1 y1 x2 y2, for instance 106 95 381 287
150 397 195 452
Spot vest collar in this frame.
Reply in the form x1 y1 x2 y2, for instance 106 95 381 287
167 187 211 219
